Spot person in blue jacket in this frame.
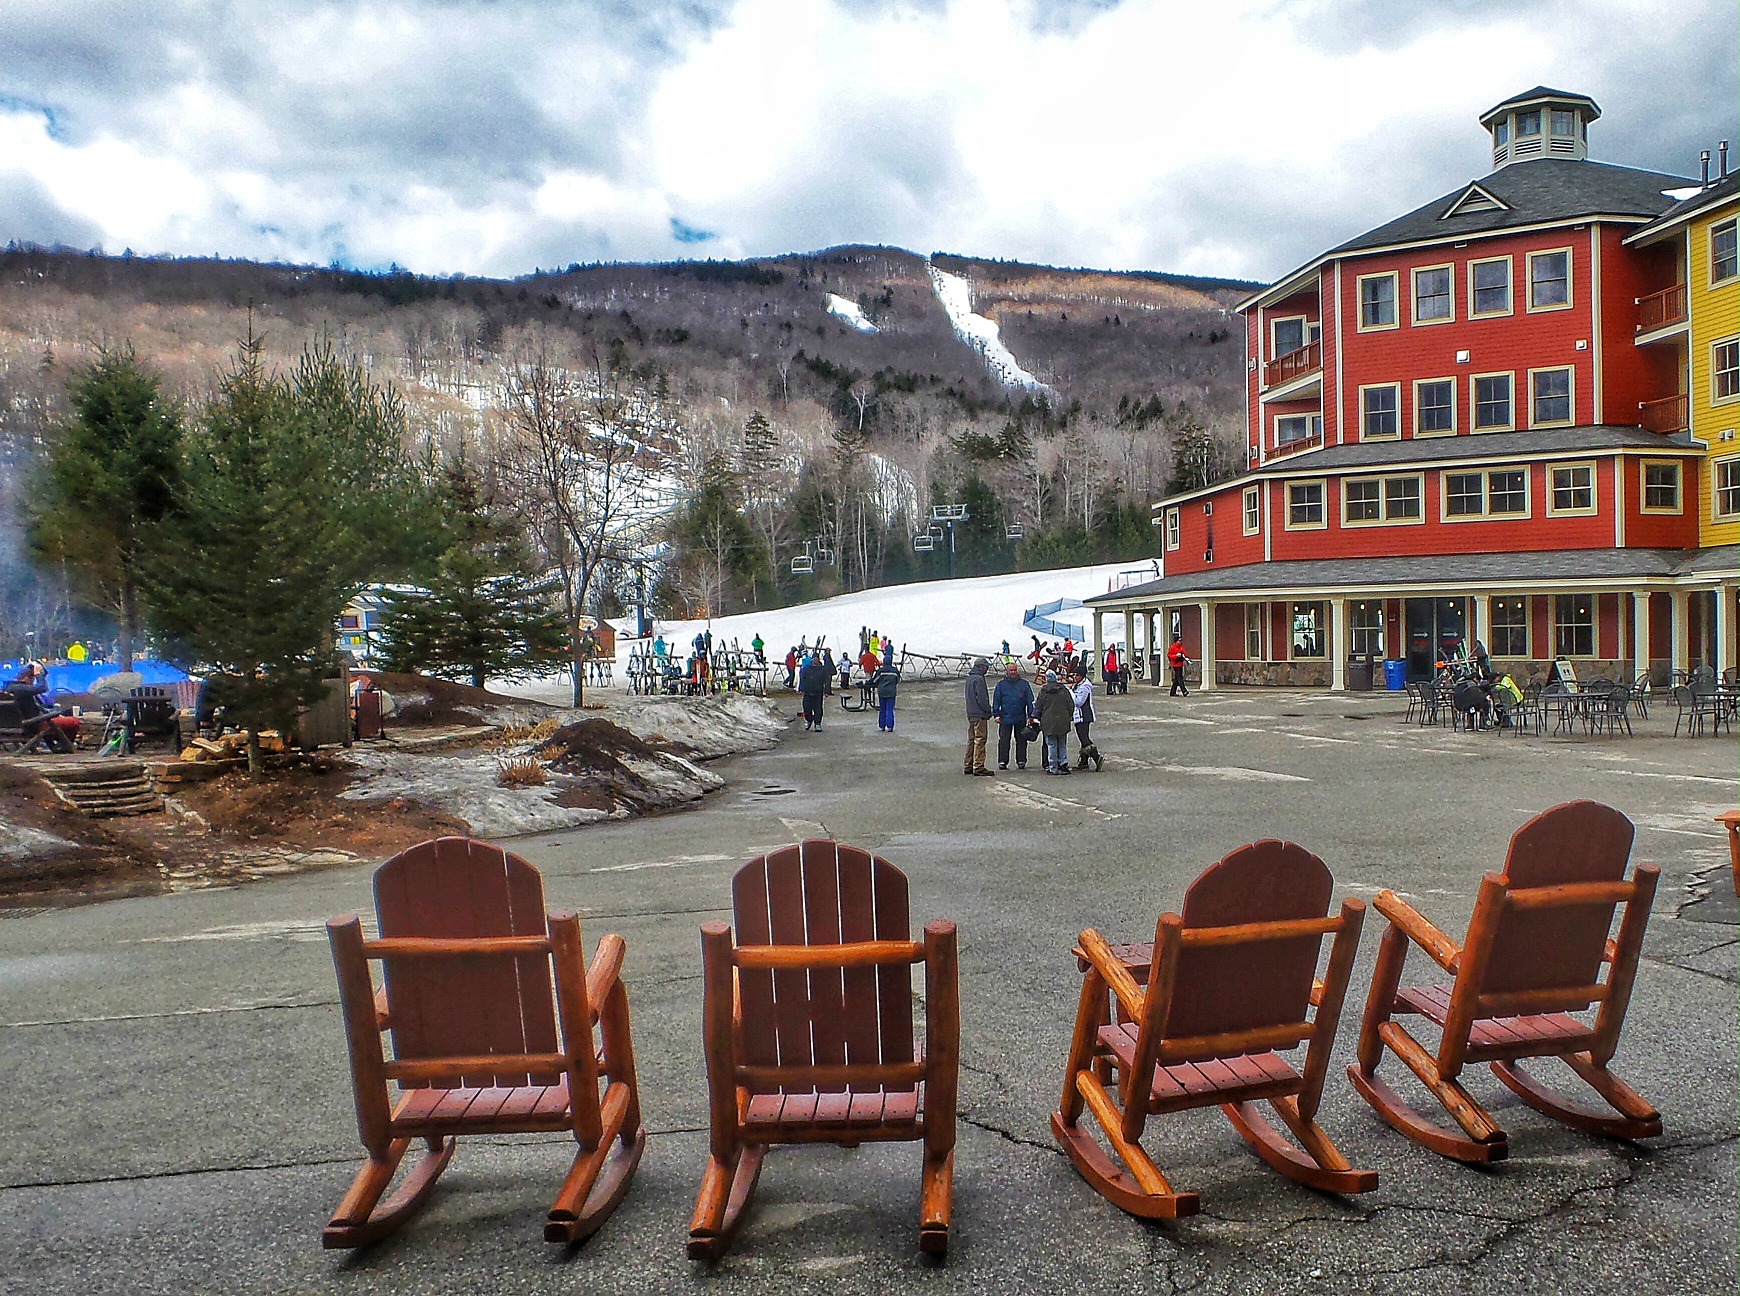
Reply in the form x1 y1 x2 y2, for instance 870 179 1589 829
872 659 901 732
992 659 1036 770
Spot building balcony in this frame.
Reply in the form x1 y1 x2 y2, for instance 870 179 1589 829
1260 340 1323 402
1270 430 1325 459
1634 283 1688 342
1638 393 1689 435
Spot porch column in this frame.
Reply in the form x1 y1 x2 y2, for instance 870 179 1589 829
1091 608 1103 674
1148 610 1161 684
1716 586 1735 675
1330 597 1347 691
1670 589 1691 679
1631 592 1651 684
1123 608 1136 665
1197 600 1216 692
1473 594 1491 656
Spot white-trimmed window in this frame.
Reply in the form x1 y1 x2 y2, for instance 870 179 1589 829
1516 109 1541 137
1713 219 1738 286
1275 413 1322 448
1343 473 1423 525
1286 480 1326 529
1361 383 1400 439
1350 601 1383 656
1550 108 1577 137
1413 265 1453 324
1358 273 1398 330
1244 604 1263 660
1490 596 1530 657
1530 366 1573 426
1474 372 1514 430
1242 485 1261 536
1527 249 1572 311
1488 469 1528 515
1444 473 1483 518
1165 508 1180 551
1549 462 1597 515
1554 594 1595 657
1290 602 1326 658
1714 336 1740 403
1271 315 1307 357
1415 378 1456 435
1470 257 1513 317
1715 458 1740 518
1641 460 1682 513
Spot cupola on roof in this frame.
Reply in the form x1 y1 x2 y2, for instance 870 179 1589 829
1479 87 1600 170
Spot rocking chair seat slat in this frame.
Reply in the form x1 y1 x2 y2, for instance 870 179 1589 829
1395 984 1591 1057
1098 1024 1302 1109
393 1082 574 1135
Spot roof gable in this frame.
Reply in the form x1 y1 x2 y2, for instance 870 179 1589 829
1441 182 1510 218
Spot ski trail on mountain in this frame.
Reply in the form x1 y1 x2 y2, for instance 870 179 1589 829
926 261 1051 393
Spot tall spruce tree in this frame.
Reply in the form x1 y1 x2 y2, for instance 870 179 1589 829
146 333 419 773
377 466 569 688
29 346 183 668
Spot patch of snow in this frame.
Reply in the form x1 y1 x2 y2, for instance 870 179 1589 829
825 293 878 333
927 262 1051 393
1662 185 1705 201
0 822 76 863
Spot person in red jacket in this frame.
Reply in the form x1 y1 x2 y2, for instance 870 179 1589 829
1167 636 1190 697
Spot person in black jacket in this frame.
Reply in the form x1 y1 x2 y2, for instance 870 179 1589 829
963 657 993 775
991 660 1035 770
1036 670 1075 774
798 654 830 730
872 660 901 731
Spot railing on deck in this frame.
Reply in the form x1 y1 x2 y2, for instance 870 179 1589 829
1262 339 1322 389
1638 393 1689 435
1634 283 1687 334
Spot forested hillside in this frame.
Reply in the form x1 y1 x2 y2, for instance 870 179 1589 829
0 243 1257 645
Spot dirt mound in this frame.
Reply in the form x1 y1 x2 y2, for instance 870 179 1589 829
177 761 465 853
364 672 555 728
533 719 708 812
0 764 160 898
535 718 662 766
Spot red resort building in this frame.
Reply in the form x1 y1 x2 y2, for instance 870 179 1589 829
1087 88 1739 690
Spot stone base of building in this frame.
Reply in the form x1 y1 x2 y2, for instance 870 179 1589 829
1215 661 1333 687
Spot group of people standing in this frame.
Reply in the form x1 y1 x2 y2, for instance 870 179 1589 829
790 636 902 733
964 658 1102 776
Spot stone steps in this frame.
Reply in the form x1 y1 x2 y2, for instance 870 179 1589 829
23 758 165 817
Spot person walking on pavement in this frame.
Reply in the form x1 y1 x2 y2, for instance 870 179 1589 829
963 657 993 776
992 660 1035 770
1036 669 1075 775
1167 636 1191 697
1070 668 1103 770
798 654 830 730
872 657 901 732
784 647 798 690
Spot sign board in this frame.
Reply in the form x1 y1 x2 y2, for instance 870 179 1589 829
574 616 599 632
1550 657 1580 693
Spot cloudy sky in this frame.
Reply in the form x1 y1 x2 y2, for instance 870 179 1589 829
1 0 1732 283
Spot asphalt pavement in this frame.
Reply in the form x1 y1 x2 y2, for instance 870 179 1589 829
1 681 1735 1295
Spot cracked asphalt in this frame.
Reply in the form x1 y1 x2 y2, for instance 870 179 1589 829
1 683 1735 1295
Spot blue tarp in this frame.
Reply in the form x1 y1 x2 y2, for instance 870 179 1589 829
1023 598 1086 643
0 659 192 696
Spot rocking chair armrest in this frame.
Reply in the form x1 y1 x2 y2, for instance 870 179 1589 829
372 987 392 1031
1077 928 1146 1021
1309 978 1326 1008
586 933 627 1018
1373 891 1461 973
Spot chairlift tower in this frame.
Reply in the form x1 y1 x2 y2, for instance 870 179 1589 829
929 503 969 580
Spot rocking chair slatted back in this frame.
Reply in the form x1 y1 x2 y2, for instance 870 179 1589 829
374 836 560 1089
1475 801 1635 998
1163 840 1335 1045
731 840 915 1091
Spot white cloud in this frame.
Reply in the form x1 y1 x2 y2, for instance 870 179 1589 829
0 0 1731 278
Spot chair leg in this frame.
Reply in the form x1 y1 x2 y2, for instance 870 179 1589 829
1222 1096 1378 1195
1490 1054 1662 1142
687 1145 767 1261
545 1083 648 1244
1051 1070 1200 1219
919 1147 954 1254
323 1136 456 1249
1347 1021 1508 1163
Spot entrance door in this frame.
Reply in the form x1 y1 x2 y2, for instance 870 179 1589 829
1403 598 1468 680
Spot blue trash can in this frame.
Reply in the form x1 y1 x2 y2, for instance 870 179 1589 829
1383 659 1407 691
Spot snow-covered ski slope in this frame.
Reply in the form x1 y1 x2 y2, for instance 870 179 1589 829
622 562 1141 665
824 293 878 332
927 262 1051 393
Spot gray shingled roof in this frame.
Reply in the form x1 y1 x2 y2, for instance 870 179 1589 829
1330 160 1690 256
1479 87 1599 123
1629 171 1740 242
1085 547 1736 605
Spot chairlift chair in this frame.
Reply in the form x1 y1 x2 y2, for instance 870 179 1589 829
790 554 815 575
815 545 836 566
913 534 936 553
1005 523 1025 541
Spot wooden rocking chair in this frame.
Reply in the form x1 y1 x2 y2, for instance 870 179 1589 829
1347 800 1661 1163
1052 840 1375 1220
689 839 959 1259
323 837 646 1248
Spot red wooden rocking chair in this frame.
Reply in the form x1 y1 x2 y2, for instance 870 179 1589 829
689 839 959 1259
1052 840 1374 1219
324 836 645 1247
1348 800 1661 1162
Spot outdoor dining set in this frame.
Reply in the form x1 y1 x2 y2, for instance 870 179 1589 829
1404 666 1737 739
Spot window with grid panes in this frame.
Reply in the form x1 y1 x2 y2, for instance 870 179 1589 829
1345 478 1381 522
1531 368 1572 424
1360 275 1396 328
1417 379 1454 433
1554 595 1594 657
1472 259 1511 314
1385 476 1421 519
1491 597 1529 656
1287 482 1324 527
1488 470 1527 514
1362 385 1399 438
1445 472 1484 516
1245 604 1263 659
1414 267 1452 321
1716 338 1739 401
1350 601 1383 656
1551 464 1594 511
1529 251 1569 308
1475 374 1513 428
1643 461 1681 510
1718 459 1740 517
1714 220 1738 284
1242 486 1261 534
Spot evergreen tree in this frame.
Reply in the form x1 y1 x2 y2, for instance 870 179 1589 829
670 450 766 615
146 333 420 773
377 466 569 688
28 345 183 668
